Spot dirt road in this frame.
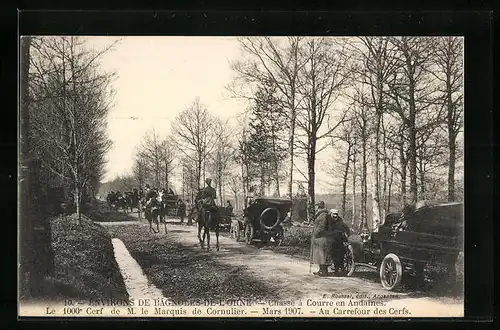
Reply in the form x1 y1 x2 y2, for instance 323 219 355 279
103 217 463 317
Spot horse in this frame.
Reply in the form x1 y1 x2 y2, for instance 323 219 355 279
126 191 141 216
195 191 220 251
115 194 129 213
144 198 167 234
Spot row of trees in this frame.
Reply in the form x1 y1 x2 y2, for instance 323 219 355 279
228 36 463 228
26 36 116 223
104 36 463 230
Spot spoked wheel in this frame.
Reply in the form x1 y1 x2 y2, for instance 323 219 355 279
339 244 355 277
380 253 403 291
244 223 254 245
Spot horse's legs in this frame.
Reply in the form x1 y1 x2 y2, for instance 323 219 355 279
197 221 202 242
215 223 220 252
198 221 205 249
204 226 209 251
164 214 168 234
206 212 211 251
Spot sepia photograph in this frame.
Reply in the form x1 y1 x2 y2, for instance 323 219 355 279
18 35 465 318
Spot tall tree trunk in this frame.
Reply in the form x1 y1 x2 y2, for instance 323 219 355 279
400 158 407 208
448 138 456 201
307 137 317 224
240 161 247 208
361 135 367 231
352 151 357 227
387 163 394 214
165 162 169 191
341 144 352 218
218 170 223 205
288 86 296 207
408 121 418 204
20 36 32 295
419 157 425 198
373 115 382 229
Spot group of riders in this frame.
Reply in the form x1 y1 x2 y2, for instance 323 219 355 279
105 178 234 226
106 186 188 222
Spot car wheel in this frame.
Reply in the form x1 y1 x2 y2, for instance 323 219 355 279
380 253 403 291
245 223 254 245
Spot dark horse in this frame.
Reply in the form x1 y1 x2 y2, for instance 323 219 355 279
145 198 167 234
126 190 141 215
195 190 220 251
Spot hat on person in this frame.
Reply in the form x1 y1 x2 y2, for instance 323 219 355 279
330 208 339 215
315 201 325 208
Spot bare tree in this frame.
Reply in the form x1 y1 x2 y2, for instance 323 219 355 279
160 137 176 191
350 37 399 223
385 37 441 204
29 36 115 223
294 38 351 222
230 37 307 209
139 129 163 188
330 117 357 219
431 37 464 201
132 152 148 191
208 118 235 205
172 98 218 189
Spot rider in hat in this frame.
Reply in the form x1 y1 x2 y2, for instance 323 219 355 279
201 178 216 208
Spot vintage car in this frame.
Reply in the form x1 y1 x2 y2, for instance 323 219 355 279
230 197 293 246
161 193 182 216
347 201 464 291
217 206 234 231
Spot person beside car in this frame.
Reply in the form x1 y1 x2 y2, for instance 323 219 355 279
310 201 335 277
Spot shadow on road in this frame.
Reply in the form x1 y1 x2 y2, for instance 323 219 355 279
106 225 284 302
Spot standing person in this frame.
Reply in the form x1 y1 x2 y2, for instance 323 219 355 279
310 201 334 277
177 198 186 223
329 208 351 274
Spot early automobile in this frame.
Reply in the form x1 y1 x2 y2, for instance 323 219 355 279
230 197 293 246
161 193 181 216
218 206 233 231
347 201 464 291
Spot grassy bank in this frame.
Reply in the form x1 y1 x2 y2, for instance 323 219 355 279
21 214 129 302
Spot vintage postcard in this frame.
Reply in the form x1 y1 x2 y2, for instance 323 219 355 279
18 35 464 318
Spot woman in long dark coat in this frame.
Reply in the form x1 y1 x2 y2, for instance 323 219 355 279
310 202 335 276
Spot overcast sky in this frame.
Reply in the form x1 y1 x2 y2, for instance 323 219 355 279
85 36 349 194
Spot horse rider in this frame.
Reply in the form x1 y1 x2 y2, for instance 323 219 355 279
310 201 335 277
201 178 217 209
144 184 157 206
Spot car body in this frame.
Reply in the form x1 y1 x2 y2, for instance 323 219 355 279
231 197 293 245
218 206 233 231
348 201 464 290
